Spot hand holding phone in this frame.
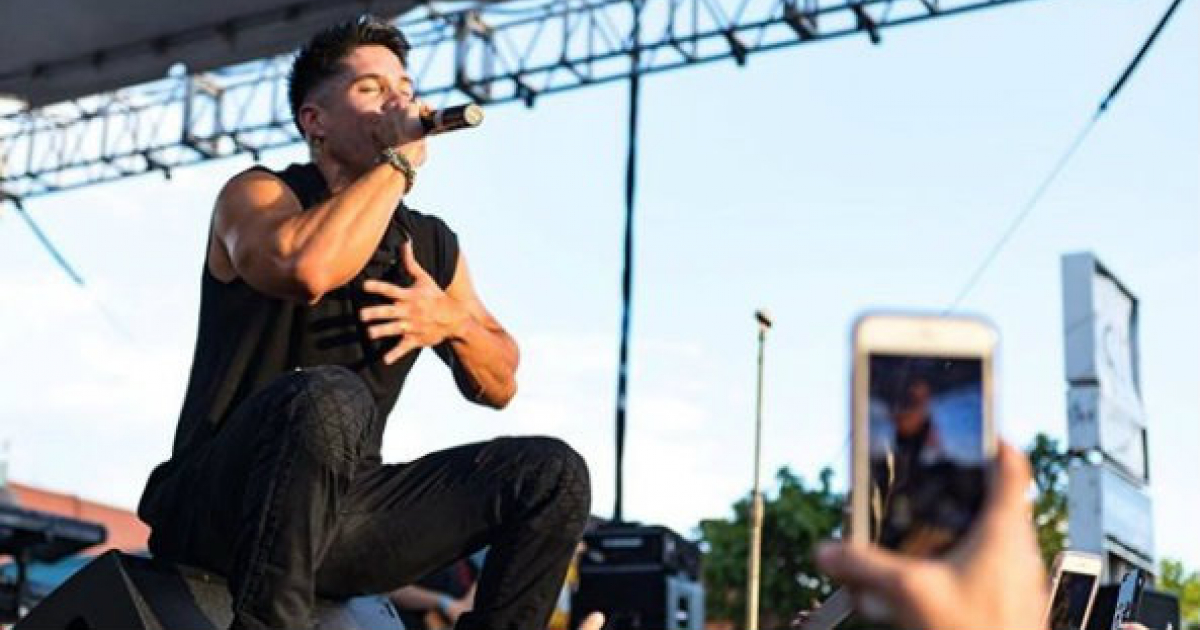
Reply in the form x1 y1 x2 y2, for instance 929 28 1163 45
816 442 1047 630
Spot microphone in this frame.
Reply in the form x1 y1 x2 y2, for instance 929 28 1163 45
420 104 485 135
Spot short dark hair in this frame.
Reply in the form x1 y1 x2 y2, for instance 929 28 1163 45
288 15 411 137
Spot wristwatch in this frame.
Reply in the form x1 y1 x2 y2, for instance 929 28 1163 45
379 147 415 193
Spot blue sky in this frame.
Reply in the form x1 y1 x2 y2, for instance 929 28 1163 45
2 0 1197 571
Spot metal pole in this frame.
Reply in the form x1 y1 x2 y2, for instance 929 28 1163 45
613 0 643 525
747 309 772 630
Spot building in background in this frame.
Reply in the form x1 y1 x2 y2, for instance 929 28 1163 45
1 478 147 594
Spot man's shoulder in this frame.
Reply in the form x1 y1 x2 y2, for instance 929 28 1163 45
224 163 312 189
219 164 286 198
217 163 317 212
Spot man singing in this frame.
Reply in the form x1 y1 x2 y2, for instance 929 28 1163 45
137 15 590 629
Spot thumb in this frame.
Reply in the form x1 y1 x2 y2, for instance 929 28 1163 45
401 240 432 281
946 440 1038 574
977 441 1034 533
816 540 910 595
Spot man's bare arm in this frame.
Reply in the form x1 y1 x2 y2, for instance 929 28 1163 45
212 98 425 303
437 253 520 408
211 163 409 303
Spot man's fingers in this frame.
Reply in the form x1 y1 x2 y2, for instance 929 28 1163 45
359 304 410 323
367 321 411 340
577 612 605 630
384 338 419 364
363 279 409 301
815 541 909 595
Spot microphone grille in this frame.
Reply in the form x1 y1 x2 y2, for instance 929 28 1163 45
463 104 485 127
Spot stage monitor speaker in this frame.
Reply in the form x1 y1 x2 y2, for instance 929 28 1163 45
580 524 701 581
572 566 703 630
1085 585 1180 630
14 550 404 630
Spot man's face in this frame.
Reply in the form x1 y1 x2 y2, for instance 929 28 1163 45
303 44 414 169
893 378 932 436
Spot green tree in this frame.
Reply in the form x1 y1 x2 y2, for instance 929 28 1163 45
1027 433 1070 568
1159 558 1200 630
698 467 842 629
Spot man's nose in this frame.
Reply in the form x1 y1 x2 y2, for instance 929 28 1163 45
381 88 407 110
391 88 413 109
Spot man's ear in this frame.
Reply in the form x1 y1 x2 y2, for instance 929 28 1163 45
298 102 324 141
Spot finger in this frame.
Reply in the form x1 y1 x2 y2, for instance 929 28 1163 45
578 612 605 630
815 541 910 595
401 240 432 281
384 338 420 364
403 101 427 139
367 321 412 340
979 441 1035 528
359 304 411 323
362 279 410 301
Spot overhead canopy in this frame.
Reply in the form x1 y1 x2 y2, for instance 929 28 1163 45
1 0 425 107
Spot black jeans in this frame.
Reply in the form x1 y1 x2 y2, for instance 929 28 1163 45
144 366 591 629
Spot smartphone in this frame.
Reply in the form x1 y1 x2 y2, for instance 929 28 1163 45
1110 569 1146 630
1044 551 1103 630
850 313 997 556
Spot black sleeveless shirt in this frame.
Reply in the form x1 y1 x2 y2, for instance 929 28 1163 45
140 163 458 513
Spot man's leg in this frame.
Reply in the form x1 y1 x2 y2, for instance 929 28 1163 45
314 436 591 630
170 365 381 629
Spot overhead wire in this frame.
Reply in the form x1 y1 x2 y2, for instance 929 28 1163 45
944 0 1189 313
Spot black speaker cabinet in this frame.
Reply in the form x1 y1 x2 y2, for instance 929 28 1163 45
14 550 404 630
572 566 704 630
580 525 701 581
1085 585 1180 630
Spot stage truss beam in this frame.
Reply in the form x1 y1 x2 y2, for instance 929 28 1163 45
0 0 1044 202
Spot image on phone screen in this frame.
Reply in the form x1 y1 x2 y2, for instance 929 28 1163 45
1048 571 1099 630
1111 569 1145 630
867 354 987 555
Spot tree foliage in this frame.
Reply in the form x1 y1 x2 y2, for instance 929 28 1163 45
698 467 842 629
1159 558 1200 630
1026 433 1070 568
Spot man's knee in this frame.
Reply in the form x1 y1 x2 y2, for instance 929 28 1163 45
510 437 591 530
286 366 377 475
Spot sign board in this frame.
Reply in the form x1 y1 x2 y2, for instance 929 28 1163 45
1061 252 1154 576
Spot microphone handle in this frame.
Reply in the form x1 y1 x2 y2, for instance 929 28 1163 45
420 104 485 135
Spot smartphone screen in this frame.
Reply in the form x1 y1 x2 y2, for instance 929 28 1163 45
1048 571 1099 630
1111 570 1145 630
866 353 988 555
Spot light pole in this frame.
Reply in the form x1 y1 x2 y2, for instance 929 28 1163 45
747 308 772 630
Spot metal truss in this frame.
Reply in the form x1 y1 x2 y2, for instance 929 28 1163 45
0 0 1043 202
